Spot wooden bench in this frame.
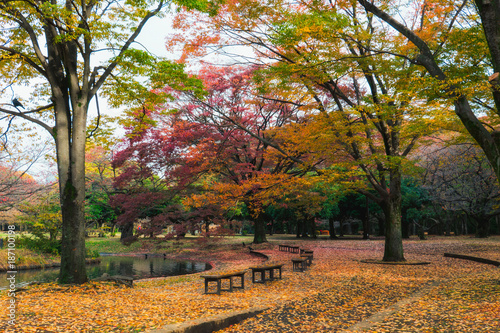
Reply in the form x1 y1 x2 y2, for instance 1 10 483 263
289 246 300 253
300 250 314 265
292 258 307 272
86 231 102 237
201 270 247 295
300 253 313 266
249 264 284 283
278 244 289 252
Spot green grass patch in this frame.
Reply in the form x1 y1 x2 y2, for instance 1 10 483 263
85 237 144 254
0 248 59 270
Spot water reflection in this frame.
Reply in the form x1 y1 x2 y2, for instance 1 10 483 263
0 255 211 289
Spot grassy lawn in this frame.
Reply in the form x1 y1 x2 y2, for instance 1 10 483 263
0 248 59 271
85 236 143 254
85 234 256 255
0 232 256 264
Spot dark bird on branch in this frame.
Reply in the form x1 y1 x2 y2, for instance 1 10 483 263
12 98 24 109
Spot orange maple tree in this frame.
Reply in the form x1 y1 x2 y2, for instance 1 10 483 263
113 65 327 243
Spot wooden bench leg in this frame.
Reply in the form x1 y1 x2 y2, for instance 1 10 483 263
254 270 265 283
231 275 245 289
293 260 306 272
217 279 221 295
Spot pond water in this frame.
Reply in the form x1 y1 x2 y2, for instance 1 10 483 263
0 254 211 289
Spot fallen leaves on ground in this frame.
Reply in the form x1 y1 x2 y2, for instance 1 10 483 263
0 236 499 332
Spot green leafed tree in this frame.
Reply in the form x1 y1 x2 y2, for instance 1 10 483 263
17 188 62 247
0 0 216 284
357 0 500 185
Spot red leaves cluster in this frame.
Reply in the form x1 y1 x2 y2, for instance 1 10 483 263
110 65 309 239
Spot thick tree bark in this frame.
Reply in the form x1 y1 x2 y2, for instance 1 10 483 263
120 221 135 240
253 212 267 244
59 190 88 284
56 102 89 284
376 214 385 236
309 216 317 238
338 218 345 237
381 170 405 262
296 218 302 238
475 216 491 238
329 217 338 239
363 196 370 239
0 0 165 285
402 215 410 239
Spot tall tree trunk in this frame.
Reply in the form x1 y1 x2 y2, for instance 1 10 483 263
310 216 317 239
475 216 491 238
363 196 370 239
60 190 87 284
381 171 405 262
57 101 88 284
296 218 302 238
301 218 309 238
120 222 134 240
402 208 410 239
445 214 451 236
376 214 385 236
253 212 267 244
339 218 345 237
329 217 338 239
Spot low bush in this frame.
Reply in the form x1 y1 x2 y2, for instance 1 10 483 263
16 235 61 255
85 248 100 258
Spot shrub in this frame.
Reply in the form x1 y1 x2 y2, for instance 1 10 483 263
85 248 100 259
17 235 61 255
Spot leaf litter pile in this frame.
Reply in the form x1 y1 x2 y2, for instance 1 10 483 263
1 236 500 332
